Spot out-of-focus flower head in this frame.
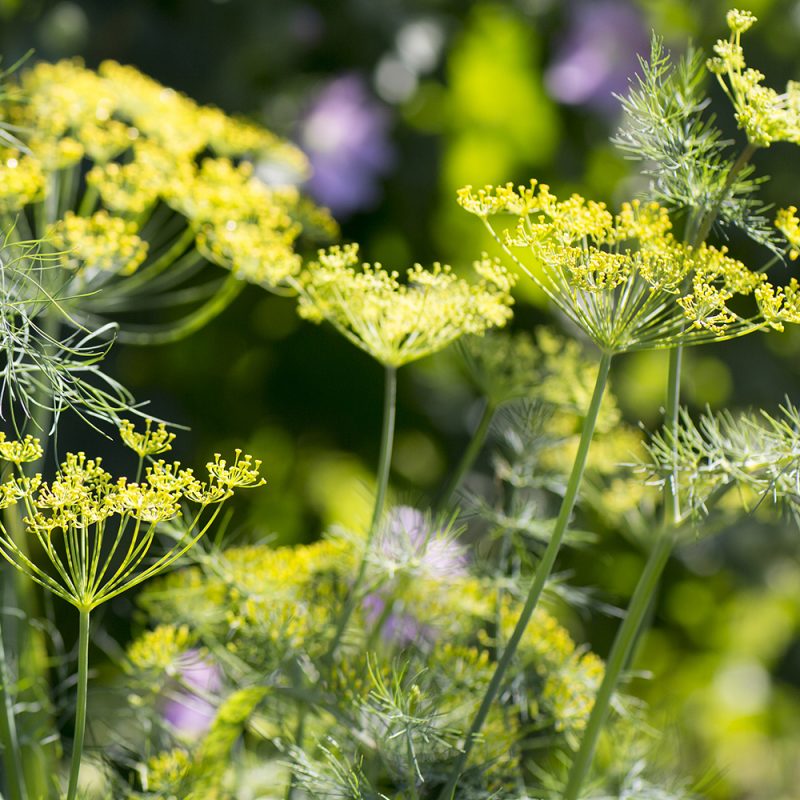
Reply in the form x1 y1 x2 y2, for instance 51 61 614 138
362 592 432 648
545 0 648 113
373 505 467 580
362 506 466 647
300 74 394 217
162 650 222 739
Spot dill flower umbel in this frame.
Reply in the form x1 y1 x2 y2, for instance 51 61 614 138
0 426 264 611
459 183 782 352
0 57 335 341
297 243 515 366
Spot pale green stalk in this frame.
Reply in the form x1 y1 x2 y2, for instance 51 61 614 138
438 351 613 799
0 617 26 800
562 137 756 793
327 365 398 658
562 345 681 800
66 607 90 800
115 273 245 345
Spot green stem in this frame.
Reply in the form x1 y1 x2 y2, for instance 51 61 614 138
562 532 673 799
437 398 496 511
111 226 196 296
0 617 26 800
562 344 683 799
115 273 245 345
438 351 612 800
66 607 90 800
693 142 758 246
327 365 398 659
77 185 98 217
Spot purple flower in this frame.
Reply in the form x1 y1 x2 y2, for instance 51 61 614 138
162 650 222 738
545 1 648 113
377 505 467 580
299 74 394 217
362 506 467 646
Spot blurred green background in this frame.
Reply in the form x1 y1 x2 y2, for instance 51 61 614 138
5 0 800 797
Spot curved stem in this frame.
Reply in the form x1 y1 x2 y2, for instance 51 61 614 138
562 343 683 799
693 142 758 246
437 398 496 511
115 273 245 345
327 365 398 659
562 531 673 800
438 351 612 800
66 607 90 800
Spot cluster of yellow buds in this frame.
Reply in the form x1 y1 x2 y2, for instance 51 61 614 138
458 181 787 350
1 57 335 307
0 151 45 214
119 418 176 458
0 421 265 611
708 10 800 148
49 211 148 278
775 206 800 260
297 243 515 367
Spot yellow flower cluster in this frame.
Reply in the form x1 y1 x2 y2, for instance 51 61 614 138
146 748 192 794
0 151 44 214
297 244 516 367
3 58 334 295
708 10 800 148
458 182 786 350
170 159 305 287
0 433 43 465
497 598 605 747
120 418 176 458
776 206 800 260
85 142 175 215
49 211 148 277
139 538 351 668
0 425 264 610
127 624 194 673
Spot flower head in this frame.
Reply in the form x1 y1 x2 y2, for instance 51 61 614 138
297 244 515 366
0 433 264 610
459 183 780 352
373 505 467 580
775 206 800 260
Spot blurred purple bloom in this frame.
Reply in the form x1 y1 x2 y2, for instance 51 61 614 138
300 74 394 217
362 506 467 646
378 505 467 579
162 650 222 738
545 1 648 113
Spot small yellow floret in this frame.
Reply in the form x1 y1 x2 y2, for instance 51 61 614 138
0 434 44 465
119 419 176 458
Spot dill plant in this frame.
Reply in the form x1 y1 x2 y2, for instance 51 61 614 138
0 422 263 799
2 8 800 800
437 8 800 798
0 57 326 797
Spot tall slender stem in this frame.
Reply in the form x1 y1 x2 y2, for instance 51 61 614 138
327 365 398 658
562 343 683 799
0 617 26 800
66 607 90 800
561 530 673 799
437 398 496 511
438 351 612 800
